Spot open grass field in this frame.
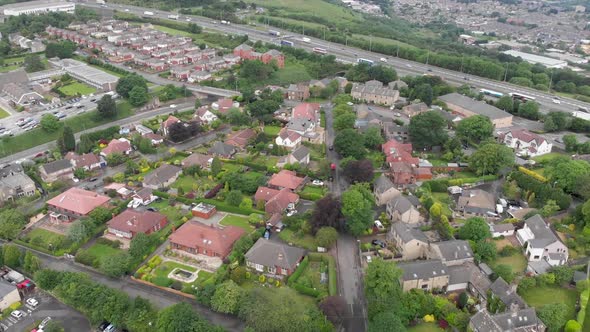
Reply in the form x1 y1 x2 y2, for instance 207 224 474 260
248 0 361 23
521 285 578 321
0 101 134 158
408 323 444 332
266 60 313 86
153 25 197 38
219 214 255 232
85 243 123 259
0 108 9 119
58 82 97 96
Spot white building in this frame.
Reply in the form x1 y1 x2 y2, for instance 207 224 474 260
503 50 568 69
275 128 301 149
498 129 552 157
516 214 568 267
3 0 75 16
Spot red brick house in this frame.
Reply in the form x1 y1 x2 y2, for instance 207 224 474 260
191 203 217 219
255 186 300 214
245 238 306 277
106 209 167 239
169 221 245 259
47 188 110 222
233 44 285 68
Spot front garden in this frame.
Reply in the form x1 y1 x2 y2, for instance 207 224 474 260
287 253 337 299
135 255 214 294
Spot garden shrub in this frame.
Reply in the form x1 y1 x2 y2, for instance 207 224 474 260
287 256 309 285
152 276 173 287
75 250 99 268
291 283 321 297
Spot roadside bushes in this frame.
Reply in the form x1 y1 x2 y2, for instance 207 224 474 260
509 171 571 210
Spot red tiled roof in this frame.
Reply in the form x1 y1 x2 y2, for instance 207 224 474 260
169 221 245 258
225 128 257 148
107 209 167 235
254 186 280 202
47 188 110 215
162 115 180 129
292 103 320 121
64 152 100 169
102 139 131 156
216 98 234 109
382 140 419 165
501 129 546 145
268 170 305 190
278 128 301 142
266 188 299 214
144 132 164 141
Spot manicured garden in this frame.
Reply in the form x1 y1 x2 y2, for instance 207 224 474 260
20 228 67 254
299 185 327 200
263 125 281 136
493 251 527 274
520 285 578 320
136 255 214 292
85 243 123 259
219 214 255 232
58 81 97 96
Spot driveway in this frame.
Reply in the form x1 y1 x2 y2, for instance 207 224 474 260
3 290 91 332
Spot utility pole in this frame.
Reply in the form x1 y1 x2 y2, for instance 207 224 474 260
548 69 554 92
426 51 430 66
460 56 464 73
503 65 508 82
396 45 399 57
369 35 373 52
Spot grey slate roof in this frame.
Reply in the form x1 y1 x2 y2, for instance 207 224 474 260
0 164 24 178
432 240 473 261
40 159 73 174
438 93 511 120
0 281 16 298
208 141 237 156
143 164 181 187
245 238 306 270
374 175 395 195
491 223 515 233
524 214 560 248
291 145 310 162
398 259 448 281
0 69 28 90
392 222 428 244
448 264 472 285
386 195 415 214
470 310 502 332
489 277 526 309
493 308 543 331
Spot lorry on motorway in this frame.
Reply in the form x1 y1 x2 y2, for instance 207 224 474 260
280 40 294 46
167 14 179 20
573 111 590 121
269 30 281 36
313 47 328 55
220 20 230 25
302 37 311 43
357 58 374 66
143 11 154 16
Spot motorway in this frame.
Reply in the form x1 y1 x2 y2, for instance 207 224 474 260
80 1 590 114
0 102 193 164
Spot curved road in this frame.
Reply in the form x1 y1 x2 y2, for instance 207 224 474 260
80 1 589 114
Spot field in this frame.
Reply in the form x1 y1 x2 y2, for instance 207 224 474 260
520 286 578 321
0 101 134 158
247 0 361 23
0 108 9 119
265 60 313 86
219 214 255 232
58 82 97 96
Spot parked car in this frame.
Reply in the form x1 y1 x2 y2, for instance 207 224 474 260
146 207 158 212
552 98 561 104
39 317 52 329
286 210 298 217
98 322 110 331
371 239 386 248
311 179 324 186
26 298 39 307
328 145 334 151
11 310 23 319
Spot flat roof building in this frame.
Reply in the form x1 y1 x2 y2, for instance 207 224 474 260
3 0 75 16
49 58 118 91
503 50 568 68
438 93 513 128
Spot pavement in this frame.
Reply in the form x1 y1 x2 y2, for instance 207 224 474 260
10 244 245 332
79 1 590 115
3 290 91 332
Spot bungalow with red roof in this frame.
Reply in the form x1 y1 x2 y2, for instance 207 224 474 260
275 128 301 149
101 138 132 157
65 152 105 171
47 187 110 222
106 209 167 240
212 98 239 114
143 132 165 146
254 187 300 214
160 115 181 137
268 170 306 191
499 129 552 157
169 221 245 259
194 106 218 124
225 128 257 149
382 140 432 185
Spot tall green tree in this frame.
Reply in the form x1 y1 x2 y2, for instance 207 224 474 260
211 280 244 314
97 95 117 119
368 312 406 332
116 74 148 98
341 183 374 236
24 54 44 72
456 115 494 144
363 126 385 149
538 303 569 332
457 217 491 242
469 143 514 175
62 125 75 152
3 244 21 268
211 157 222 176
365 258 403 319
544 157 590 194
409 111 448 149
128 86 149 107
412 83 433 106
334 128 366 159
40 114 62 132
495 96 514 111
0 210 27 240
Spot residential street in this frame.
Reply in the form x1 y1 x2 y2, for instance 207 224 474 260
10 244 245 332
324 103 368 332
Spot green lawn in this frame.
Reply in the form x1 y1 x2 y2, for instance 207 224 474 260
263 125 282 136
219 214 255 232
58 81 97 96
521 286 578 321
266 60 313 86
0 101 134 158
171 174 217 196
493 252 527 274
300 185 327 197
0 108 9 119
22 228 66 251
297 260 328 296
532 152 566 164
153 260 197 279
0 64 21 73
85 243 123 259
408 323 444 332
149 201 186 223
278 229 317 251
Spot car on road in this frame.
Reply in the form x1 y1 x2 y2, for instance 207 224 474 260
552 98 561 104
124 8 129 12
366 255 372 263
379 57 387 62
72 177 79 183
394 112 401 117
329 145 334 150
186 18 191 22
170 104 177 108
464 77 469 80
89 177 98 182
371 239 386 248
11 310 24 319
406 64 412 68
104 324 116 332
98 322 110 331
26 298 39 307
311 179 324 186
427 68 432 72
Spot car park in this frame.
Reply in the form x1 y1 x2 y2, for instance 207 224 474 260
11 310 24 319
26 298 39 307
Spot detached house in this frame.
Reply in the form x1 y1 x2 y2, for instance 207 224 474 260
499 129 552 157
245 238 306 277
275 128 301 149
47 188 110 222
225 128 257 149
517 214 568 268
212 98 239 114
142 164 182 190
65 152 105 171
194 106 218 124
277 145 310 168
101 138 132 157
0 164 36 202
268 170 305 191
208 141 237 158
388 222 429 260
286 83 310 101
39 159 74 183
160 115 181 137
382 140 432 185
386 195 422 224
181 153 212 170
254 187 300 215
169 221 245 259
457 189 497 218
107 209 167 240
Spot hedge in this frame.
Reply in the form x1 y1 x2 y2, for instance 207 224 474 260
305 253 337 296
291 282 321 298
287 256 310 286
510 171 571 210
518 166 547 183
299 192 324 201
423 175 499 192
578 289 589 326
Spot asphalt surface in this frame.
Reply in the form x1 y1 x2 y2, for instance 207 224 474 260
0 102 193 164
12 244 245 332
79 1 590 114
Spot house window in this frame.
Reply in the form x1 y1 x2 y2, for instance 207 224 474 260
268 266 276 274
255 264 264 272
534 255 540 259
421 284 428 289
